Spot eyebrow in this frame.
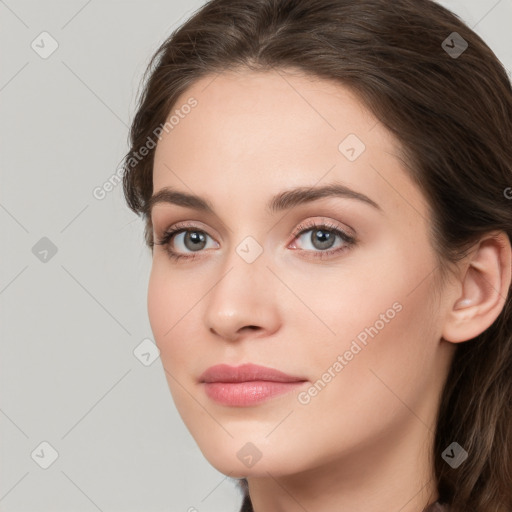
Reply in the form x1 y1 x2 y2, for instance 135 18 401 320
147 182 382 216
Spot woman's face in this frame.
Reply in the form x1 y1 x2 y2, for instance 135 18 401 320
148 69 455 479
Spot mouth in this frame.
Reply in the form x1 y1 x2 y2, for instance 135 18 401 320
199 363 308 406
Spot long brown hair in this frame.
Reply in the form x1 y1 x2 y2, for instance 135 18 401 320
122 1 512 510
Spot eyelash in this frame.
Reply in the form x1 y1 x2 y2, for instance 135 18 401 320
154 219 356 262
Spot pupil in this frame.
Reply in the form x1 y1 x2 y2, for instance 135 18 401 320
313 229 334 249
185 231 206 250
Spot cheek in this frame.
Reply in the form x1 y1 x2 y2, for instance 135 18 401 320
294 237 438 386
276 244 413 353
147 262 196 362
297 245 439 421
147 265 170 340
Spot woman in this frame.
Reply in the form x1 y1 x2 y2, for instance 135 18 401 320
122 1 512 510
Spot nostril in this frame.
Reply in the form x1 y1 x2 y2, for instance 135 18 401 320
245 325 259 330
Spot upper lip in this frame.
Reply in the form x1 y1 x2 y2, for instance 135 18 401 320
199 363 306 383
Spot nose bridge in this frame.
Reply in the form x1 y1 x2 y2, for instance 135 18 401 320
203 232 279 338
216 226 269 287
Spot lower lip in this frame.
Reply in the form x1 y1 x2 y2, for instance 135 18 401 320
203 381 306 406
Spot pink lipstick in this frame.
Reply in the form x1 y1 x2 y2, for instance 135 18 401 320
199 363 307 406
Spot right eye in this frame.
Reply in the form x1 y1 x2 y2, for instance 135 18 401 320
155 224 219 261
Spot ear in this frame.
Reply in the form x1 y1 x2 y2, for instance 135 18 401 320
442 231 512 343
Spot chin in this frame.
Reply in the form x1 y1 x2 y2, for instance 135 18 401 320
195 437 310 478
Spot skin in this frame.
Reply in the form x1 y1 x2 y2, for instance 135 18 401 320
147 68 511 512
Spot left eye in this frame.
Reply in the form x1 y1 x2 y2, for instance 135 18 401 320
291 225 354 252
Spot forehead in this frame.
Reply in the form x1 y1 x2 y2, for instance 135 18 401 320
154 69 382 167
151 68 425 223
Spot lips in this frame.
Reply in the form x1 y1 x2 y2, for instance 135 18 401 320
199 363 306 383
199 363 308 406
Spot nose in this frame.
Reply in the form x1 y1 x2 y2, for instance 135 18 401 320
203 249 281 343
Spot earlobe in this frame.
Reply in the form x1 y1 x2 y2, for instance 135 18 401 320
441 231 512 344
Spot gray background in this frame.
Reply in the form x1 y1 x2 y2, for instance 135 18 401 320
1 1 511 511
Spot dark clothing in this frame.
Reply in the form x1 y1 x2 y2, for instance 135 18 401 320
237 480 449 511
239 495 448 512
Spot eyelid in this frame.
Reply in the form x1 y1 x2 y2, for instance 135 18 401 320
156 220 220 242
157 218 352 244
290 217 354 240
